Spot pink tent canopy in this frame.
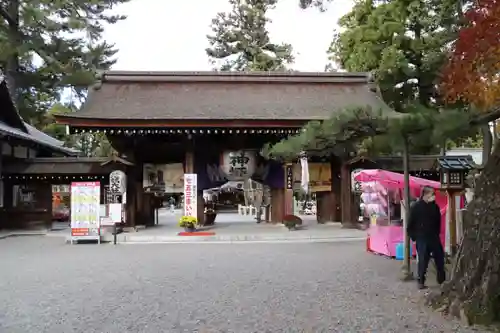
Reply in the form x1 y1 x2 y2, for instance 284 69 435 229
354 169 447 208
354 169 447 222
354 169 440 196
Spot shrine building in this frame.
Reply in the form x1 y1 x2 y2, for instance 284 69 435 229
54 71 393 227
0 76 79 228
0 75 135 230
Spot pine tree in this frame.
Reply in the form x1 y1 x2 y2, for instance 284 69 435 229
206 0 294 71
0 0 129 125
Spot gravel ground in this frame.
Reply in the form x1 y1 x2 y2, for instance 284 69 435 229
0 237 487 333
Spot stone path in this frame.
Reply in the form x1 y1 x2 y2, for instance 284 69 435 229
99 211 365 243
1 212 365 244
0 229 47 240
0 237 487 333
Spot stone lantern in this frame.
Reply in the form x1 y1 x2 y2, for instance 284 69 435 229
435 155 474 255
437 156 474 190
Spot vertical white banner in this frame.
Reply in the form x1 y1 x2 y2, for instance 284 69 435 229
183 174 198 219
300 157 309 193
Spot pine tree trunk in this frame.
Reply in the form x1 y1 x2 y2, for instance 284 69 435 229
480 124 492 166
427 142 500 325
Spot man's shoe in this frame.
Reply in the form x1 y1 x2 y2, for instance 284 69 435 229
418 283 428 290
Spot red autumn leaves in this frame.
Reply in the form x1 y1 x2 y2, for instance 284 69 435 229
441 0 500 109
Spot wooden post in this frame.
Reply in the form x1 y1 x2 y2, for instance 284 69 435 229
125 176 136 228
284 163 294 216
448 190 458 256
39 181 53 230
185 151 194 173
135 181 146 226
401 136 413 281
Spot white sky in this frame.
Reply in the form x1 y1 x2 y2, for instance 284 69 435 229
103 0 354 72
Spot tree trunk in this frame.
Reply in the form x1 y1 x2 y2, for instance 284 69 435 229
5 0 20 104
493 120 499 146
426 142 500 326
480 124 492 166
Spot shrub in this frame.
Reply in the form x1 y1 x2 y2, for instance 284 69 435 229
283 214 302 230
178 216 197 228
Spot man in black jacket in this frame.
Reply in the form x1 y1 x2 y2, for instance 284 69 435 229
407 186 446 289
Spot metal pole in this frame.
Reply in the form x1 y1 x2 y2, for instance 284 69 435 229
401 136 413 280
113 223 117 245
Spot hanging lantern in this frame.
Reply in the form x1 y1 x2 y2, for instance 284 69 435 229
221 150 257 181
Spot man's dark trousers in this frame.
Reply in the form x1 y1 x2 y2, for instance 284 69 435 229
415 235 446 285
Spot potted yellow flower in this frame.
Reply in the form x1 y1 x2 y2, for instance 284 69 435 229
178 216 197 232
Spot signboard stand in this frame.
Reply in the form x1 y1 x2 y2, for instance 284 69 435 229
70 181 101 244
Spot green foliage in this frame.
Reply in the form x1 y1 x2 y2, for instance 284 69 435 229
264 106 394 160
40 103 114 157
75 132 115 157
311 0 481 156
0 0 129 125
206 0 294 71
265 105 473 160
40 103 72 143
328 0 460 111
447 132 484 149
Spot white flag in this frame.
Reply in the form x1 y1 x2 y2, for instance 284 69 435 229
300 156 309 193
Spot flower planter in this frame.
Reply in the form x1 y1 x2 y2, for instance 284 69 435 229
184 226 196 232
283 214 302 231
178 216 198 231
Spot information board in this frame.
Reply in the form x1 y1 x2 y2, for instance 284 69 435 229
70 181 101 244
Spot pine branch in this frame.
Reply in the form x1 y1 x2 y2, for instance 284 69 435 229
0 4 15 26
470 106 500 126
0 3 64 71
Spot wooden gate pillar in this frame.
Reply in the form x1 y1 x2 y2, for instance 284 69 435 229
39 181 53 230
340 161 355 227
125 171 137 228
331 156 342 222
270 188 284 223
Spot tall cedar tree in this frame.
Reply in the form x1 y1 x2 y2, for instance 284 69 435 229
206 0 294 71
0 0 129 126
326 0 477 154
426 0 500 325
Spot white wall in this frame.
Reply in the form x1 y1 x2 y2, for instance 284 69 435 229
446 148 482 165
